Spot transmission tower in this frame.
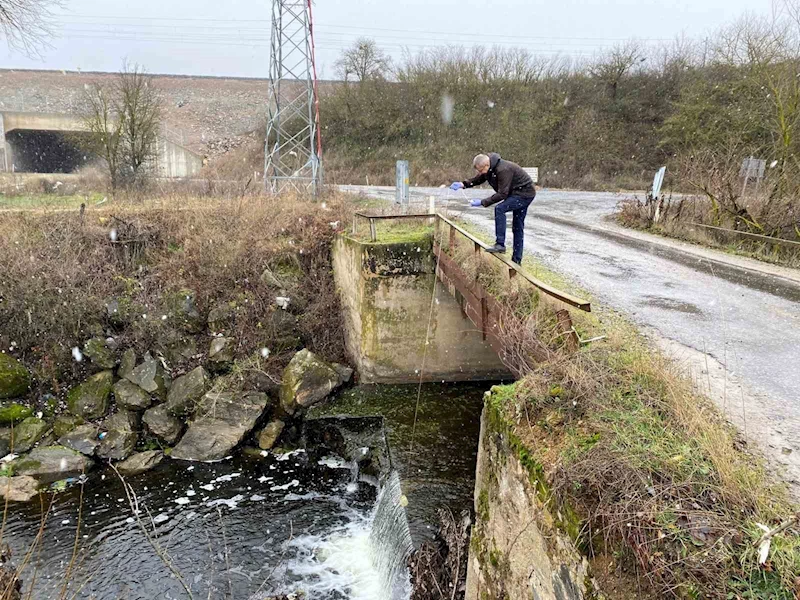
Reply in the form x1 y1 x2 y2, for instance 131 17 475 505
264 0 323 196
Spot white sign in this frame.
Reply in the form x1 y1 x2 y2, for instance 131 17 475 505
652 166 666 198
523 167 539 184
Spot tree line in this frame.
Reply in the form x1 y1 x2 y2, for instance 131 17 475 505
319 6 800 238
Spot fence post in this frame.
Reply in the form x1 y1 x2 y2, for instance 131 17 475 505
369 218 377 242
556 309 580 352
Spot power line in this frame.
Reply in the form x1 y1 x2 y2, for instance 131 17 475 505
57 13 672 43
56 26 625 50
53 32 598 56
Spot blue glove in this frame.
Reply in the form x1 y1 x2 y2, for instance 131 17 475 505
470 199 482 207
450 182 464 191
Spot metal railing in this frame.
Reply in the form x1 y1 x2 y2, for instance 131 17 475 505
351 211 591 313
689 222 800 250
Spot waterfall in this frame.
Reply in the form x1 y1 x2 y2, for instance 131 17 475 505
368 471 413 599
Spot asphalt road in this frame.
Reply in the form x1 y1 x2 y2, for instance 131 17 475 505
342 185 800 490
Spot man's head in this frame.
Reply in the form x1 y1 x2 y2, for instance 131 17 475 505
473 154 490 175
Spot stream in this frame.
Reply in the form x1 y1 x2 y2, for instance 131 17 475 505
2 383 487 599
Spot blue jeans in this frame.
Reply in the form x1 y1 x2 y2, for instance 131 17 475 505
494 195 533 263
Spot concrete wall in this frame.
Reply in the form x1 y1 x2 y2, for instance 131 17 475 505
0 111 203 177
332 234 510 384
157 138 204 178
466 397 594 600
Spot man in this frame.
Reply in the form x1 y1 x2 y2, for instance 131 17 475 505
450 153 536 264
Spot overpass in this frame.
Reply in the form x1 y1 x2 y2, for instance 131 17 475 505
0 111 204 177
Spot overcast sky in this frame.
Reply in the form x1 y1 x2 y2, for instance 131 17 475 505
0 0 776 78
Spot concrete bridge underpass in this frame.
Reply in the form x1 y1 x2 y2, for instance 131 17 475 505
0 111 203 178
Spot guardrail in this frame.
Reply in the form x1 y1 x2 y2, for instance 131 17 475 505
351 211 591 313
689 222 800 250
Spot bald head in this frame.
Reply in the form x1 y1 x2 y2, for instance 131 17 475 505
473 154 490 169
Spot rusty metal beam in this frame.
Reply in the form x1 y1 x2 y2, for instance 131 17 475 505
435 214 591 312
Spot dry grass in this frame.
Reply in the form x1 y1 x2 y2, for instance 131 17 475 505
486 309 799 598
441 215 800 598
617 194 800 268
0 193 353 403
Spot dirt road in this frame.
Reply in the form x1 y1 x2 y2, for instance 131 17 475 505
343 185 800 493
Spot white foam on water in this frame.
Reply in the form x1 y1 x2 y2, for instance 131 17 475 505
284 517 384 600
282 471 412 600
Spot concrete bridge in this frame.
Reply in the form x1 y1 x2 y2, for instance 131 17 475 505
333 212 591 384
0 111 204 177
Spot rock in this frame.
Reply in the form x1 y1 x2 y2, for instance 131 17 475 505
0 354 31 400
118 349 137 380
165 366 209 417
208 337 235 370
0 429 10 457
58 424 100 456
264 309 302 352
125 353 169 399
257 420 285 450
0 402 33 425
83 337 116 369
165 289 204 333
117 450 164 476
0 475 40 502
280 350 345 416
161 333 197 366
67 370 114 420
208 301 236 331
96 411 139 461
53 414 85 439
171 391 269 462
105 298 121 319
11 417 49 453
12 446 93 483
142 404 183 445
114 379 152 411
332 363 354 385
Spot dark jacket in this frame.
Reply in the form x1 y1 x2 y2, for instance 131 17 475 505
462 153 536 207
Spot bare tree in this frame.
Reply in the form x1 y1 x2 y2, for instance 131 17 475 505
0 0 61 55
118 64 163 185
335 38 391 82
588 41 645 99
82 63 163 190
83 83 125 190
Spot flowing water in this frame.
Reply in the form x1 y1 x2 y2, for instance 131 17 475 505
2 383 486 599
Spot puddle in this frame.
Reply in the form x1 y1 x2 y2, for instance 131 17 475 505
642 295 702 314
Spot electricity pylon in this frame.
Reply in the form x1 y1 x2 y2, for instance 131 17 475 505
264 0 323 196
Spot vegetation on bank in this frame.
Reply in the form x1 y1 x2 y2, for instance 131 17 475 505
444 219 800 599
0 194 352 402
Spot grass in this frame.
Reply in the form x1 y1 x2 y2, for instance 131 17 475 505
0 193 105 211
444 218 800 597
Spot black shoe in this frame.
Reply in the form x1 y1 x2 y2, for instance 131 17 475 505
486 244 506 254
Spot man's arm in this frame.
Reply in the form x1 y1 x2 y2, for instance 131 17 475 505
462 173 487 189
481 169 513 207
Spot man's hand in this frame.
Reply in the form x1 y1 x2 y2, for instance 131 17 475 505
470 199 482 207
450 182 464 191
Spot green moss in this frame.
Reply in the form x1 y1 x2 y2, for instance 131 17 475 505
67 370 113 420
0 402 33 425
477 488 490 522
0 354 31 400
53 414 85 438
